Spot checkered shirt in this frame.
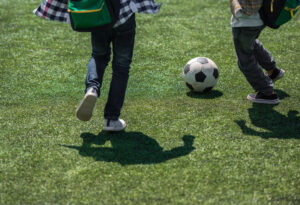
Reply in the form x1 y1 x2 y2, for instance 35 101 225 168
34 0 161 27
230 0 263 16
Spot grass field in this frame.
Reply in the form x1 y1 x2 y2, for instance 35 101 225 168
1 0 300 204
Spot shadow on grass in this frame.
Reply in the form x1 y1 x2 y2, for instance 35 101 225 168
186 90 223 99
62 132 195 165
235 90 300 139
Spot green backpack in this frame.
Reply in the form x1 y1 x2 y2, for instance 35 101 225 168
259 0 300 29
68 0 120 32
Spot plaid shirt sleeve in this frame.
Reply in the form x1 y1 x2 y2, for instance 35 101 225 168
34 0 70 23
114 0 161 27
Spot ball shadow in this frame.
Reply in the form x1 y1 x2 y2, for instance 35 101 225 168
186 90 223 99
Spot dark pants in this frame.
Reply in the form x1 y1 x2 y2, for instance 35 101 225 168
85 15 136 120
232 26 277 95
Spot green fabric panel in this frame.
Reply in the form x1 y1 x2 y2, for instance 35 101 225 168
276 0 300 26
69 0 112 29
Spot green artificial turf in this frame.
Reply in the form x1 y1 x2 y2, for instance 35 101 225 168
0 0 299 204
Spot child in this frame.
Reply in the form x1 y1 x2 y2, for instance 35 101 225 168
34 0 161 131
230 0 285 104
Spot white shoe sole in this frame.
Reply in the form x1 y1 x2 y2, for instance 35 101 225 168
103 126 126 132
76 94 97 121
103 119 126 131
247 95 279 104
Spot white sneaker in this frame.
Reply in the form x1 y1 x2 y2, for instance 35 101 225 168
103 119 126 131
76 87 98 121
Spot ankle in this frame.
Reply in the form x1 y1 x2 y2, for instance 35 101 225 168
266 92 276 96
267 68 279 76
259 91 276 96
267 70 273 75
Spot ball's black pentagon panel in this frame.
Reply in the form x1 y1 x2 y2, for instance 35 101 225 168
185 83 194 91
184 64 190 74
213 68 219 79
195 71 206 82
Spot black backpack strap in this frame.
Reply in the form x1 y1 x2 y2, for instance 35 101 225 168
106 0 121 23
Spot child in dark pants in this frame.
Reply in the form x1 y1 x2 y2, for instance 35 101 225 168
34 0 161 131
230 0 285 104
76 14 136 131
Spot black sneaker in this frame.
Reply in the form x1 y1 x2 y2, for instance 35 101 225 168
268 68 285 82
247 92 279 104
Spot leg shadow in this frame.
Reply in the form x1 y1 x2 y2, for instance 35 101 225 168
235 102 299 139
62 131 195 165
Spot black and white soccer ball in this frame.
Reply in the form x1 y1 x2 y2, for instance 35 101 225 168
183 57 219 93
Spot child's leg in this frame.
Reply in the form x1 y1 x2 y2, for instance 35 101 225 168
253 39 277 72
76 31 112 121
104 15 136 120
232 26 274 95
253 39 285 82
85 31 112 96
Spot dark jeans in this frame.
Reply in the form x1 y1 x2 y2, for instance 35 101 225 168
232 26 277 95
85 14 136 120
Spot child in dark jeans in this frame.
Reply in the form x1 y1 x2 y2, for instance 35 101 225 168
76 14 136 131
230 0 285 104
34 0 161 131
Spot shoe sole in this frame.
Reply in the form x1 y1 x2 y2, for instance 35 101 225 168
247 95 279 104
272 69 285 82
103 126 126 132
103 120 126 132
76 94 97 121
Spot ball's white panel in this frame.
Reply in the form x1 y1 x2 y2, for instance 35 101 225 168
183 70 196 84
189 62 203 73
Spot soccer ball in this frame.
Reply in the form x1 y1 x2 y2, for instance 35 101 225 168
183 57 219 93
